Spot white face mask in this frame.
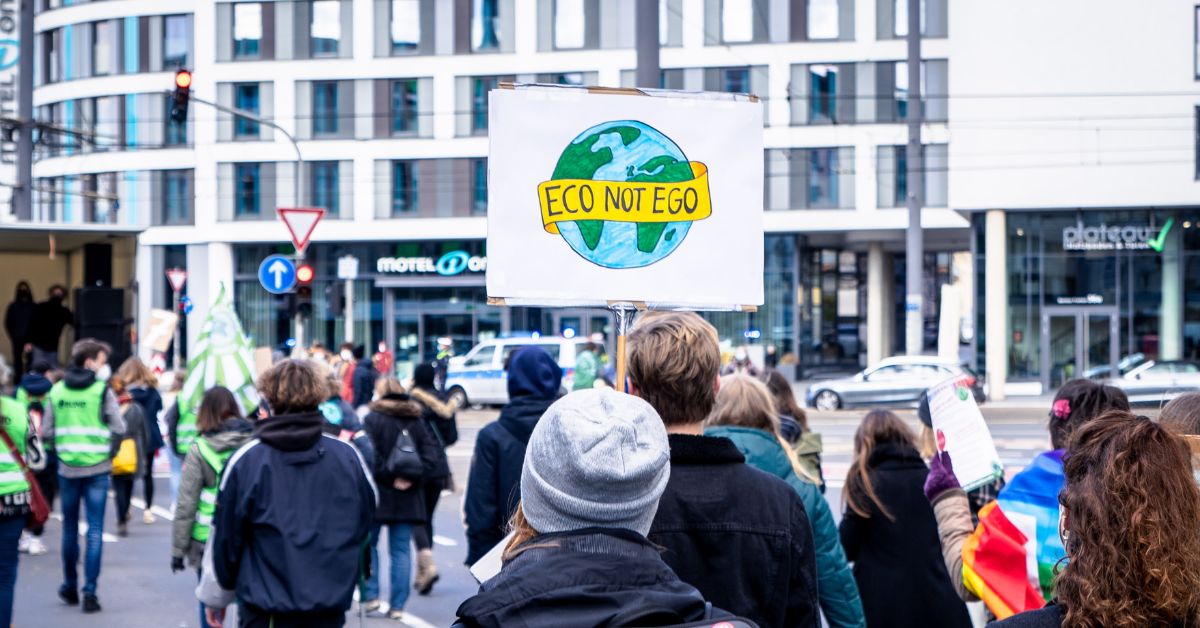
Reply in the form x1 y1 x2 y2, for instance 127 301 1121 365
95 364 112 381
341 350 353 361
735 350 748 361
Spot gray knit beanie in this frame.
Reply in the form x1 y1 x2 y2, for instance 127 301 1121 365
520 388 671 537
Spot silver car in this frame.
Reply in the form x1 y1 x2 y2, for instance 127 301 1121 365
1108 360 1200 405
805 356 983 411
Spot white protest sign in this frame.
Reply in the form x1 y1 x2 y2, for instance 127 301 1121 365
486 85 764 310
927 376 1003 491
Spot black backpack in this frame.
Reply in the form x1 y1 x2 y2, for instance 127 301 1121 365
383 428 424 480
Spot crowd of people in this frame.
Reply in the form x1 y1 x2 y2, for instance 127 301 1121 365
0 312 1195 627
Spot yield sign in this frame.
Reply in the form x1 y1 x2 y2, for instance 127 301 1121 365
166 268 187 293
277 207 325 254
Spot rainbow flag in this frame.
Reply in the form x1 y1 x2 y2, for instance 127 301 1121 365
962 450 1065 619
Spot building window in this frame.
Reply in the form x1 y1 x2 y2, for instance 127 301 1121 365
1195 106 1199 179
1195 6 1200 80
234 3 264 59
472 76 498 133
882 0 947 39
883 60 948 123
162 170 192 225
807 148 839 208
721 0 753 43
723 68 750 93
163 14 190 68
235 163 262 218
392 161 417 215
310 0 340 57
391 80 418 134
766 147 853 210
40 29 60 84
809 65 839 123
391 0 420 53
165 97 187 146
92 21 114 76
554 0 585 49
235 84 261 138
878 144 948 208
310 161 339 216
312 81 339 136
472 0 500 51
472 158 487 215
807 0 839 40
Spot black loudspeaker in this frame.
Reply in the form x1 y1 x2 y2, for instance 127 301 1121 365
74 287 130 367
83 243 113 288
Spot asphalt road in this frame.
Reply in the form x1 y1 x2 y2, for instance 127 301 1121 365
14 403 1083 627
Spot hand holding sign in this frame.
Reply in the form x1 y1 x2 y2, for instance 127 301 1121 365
927 377 1003 491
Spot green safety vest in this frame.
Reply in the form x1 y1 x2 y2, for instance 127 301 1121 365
49 381 111 468
176 406 198 456
191 438 233 543
0 397 30 496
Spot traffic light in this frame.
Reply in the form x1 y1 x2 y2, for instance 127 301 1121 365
170 70 192 124
295 263 314 317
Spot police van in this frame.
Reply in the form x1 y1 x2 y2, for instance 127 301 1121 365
444 336 592 407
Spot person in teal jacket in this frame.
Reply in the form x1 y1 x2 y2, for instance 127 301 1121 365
706 374 865 628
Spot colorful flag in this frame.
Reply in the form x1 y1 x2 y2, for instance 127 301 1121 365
962 450 1065 619
178 284 260 418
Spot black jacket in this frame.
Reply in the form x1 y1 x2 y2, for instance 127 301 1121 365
463 346 562 565
351 361 378 409
128 386 165 454
648 434 820 628
838 443 972 628
212 411 376 615
4 299 34 342
455 528 718 628
363 396 442 524
988 604 1065 628
28 298 72 352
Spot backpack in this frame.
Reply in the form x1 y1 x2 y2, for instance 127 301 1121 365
384 428 424 480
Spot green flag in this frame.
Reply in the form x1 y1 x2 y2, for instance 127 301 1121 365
179 283 260 417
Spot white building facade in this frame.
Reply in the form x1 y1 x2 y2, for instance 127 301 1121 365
22 0 974 379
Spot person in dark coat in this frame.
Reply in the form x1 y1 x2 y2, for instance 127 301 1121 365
360 377 441 621
206 359 376 628
838 409 971 628
27 285 72 369
462 346 561 565
4 282 35 377
629 312 820 628
351 345 378 409
407 363 457 595
455 389 720 628
115 357 164 523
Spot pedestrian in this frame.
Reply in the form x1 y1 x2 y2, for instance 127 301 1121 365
163 368 189 508
28 285 72 369
838 409 971 628
351 345 378 409
629 312 819 628
705 374 864 628
373 341 394 379
43 338 127 613
571 342 599 391
16 361 53 556
205 359 376 628
171 386 252 628
1158 391 1200 481
336 342 356 403
5 281 35 377
463 346 562 565
433 337 453 393
360 377 440 620
916 391 1004 520
318 369 362 440
407 362 460 595
762 369 825 491
108 375 147 537
721 346 759 376
455 389 723 627
0 384 37 626
117 357 165 524
989 411 1200 627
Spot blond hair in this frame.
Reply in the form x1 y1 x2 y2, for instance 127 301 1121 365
116 357 158 389
707 374 823 486
374 376 406 398
627 312 720 426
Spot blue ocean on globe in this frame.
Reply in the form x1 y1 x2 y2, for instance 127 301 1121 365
556 120 694 269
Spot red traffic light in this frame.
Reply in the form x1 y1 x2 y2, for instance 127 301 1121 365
296 264 314 284
175 70 192 89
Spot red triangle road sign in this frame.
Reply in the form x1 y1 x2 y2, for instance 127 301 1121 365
278 207 325 254
165 268 187 293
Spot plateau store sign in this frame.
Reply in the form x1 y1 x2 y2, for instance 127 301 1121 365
1062 218 1173 252
376 251 487 276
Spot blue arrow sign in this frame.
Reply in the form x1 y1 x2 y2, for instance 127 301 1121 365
258 255 297 294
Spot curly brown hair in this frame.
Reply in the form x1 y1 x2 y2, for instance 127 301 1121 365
256 359 326 415
1056 410 1200 628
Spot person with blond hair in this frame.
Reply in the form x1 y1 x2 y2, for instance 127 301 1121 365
629 311 818 628
706 374 864 628
116 357 164 524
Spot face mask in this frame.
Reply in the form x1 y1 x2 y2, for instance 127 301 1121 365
341 350 353 361
94 364 112 381
735 350 748 361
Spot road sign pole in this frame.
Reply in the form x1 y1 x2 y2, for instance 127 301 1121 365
344 279 354 343
172 290 182 371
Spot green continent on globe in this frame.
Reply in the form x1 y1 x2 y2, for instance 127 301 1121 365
550 125 695 253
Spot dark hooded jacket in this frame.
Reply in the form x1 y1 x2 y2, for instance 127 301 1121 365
363 394 442 523
351 358 378 409
455 529 719 628
4 288 35 345
211 411 377 615
127 386 165 453
463 347 562 565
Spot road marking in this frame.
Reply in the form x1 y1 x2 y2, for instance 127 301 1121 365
131 497 175 521
433 535 458 547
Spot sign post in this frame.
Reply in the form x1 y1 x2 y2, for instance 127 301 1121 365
166 268 188 370
337 256 359 343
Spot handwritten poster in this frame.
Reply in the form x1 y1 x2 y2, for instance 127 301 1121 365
927 376 1003 491
486 85 764 309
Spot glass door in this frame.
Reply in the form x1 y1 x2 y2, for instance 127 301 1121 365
1041 307 1119 391
1046 315 1079 389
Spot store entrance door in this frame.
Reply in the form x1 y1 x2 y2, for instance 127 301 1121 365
1041 307 1119 391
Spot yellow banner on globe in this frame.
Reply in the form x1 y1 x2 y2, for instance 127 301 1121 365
537 161 712 234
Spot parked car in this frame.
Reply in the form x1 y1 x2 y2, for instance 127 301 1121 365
1108 359 1200 405
444 335 585 406
1083 352 1146 380
804 356 984 411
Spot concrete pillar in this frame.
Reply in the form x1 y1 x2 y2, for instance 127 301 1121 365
985 210 1008 401
1160 220 1183 360
867 243 886 367
185 242 235 357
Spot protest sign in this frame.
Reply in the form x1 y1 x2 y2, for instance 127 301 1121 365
486 84 764 310
927 376 1004 491
143 309 180 354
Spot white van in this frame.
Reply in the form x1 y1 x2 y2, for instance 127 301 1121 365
444 336 591 406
